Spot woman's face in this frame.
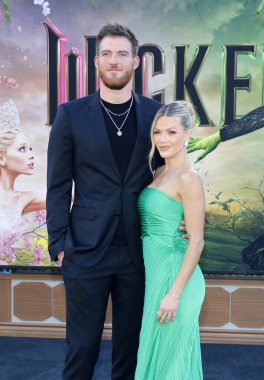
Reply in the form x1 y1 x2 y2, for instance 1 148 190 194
153 115 191 159
2 132 34 175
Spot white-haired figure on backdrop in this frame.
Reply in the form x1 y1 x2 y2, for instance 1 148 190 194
0 100 45 262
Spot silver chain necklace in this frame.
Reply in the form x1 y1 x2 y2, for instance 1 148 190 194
100 96 133 136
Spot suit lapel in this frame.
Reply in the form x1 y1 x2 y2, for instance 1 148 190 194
123 93 150 184
86 91 122 182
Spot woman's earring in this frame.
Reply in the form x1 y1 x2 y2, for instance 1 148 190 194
185 140 188 147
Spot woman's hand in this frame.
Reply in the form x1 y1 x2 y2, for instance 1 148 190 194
156 294 179 325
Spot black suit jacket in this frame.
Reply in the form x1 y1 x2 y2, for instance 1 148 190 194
46 91 162 267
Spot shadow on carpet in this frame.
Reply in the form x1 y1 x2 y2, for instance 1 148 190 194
0 337 263 379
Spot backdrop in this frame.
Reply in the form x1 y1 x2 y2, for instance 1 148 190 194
0 0 263 274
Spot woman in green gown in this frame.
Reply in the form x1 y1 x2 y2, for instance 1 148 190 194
135 101 205 380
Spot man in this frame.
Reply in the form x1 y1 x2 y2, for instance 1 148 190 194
47 23 178 379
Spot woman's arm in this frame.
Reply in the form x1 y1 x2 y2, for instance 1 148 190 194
187 106 264 162
157 171 205 324
169 171 205 296
22 191 46 214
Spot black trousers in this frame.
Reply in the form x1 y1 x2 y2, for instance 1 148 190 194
61 241 145 380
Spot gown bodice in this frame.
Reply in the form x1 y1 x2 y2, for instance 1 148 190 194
138 187 187 248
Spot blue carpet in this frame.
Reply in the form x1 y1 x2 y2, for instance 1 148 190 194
0 337 263 379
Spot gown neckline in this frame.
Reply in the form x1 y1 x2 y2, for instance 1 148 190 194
145 187 183 207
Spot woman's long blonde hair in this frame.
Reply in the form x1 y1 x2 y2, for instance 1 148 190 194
149 100 195 173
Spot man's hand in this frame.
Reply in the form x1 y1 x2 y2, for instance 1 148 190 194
187 131 221 162
179 220 188 239
57 251 64 264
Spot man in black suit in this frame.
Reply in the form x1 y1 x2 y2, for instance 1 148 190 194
47 23 163 380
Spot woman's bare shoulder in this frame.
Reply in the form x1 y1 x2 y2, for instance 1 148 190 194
179 168 201 181
178 168 203 191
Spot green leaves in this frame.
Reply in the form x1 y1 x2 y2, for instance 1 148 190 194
3 0 10 23
90 0 96 9
209 200 229 211
209 197 237 212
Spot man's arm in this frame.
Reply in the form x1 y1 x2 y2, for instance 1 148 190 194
46 105 73 261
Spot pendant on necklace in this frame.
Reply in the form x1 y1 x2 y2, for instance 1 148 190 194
117 131 122 136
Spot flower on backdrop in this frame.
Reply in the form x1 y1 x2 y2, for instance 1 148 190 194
42 2 50 16
33 210 46 224
33 0 50 17
0 75 19 88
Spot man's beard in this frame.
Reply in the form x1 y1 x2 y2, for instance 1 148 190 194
98 65 134 90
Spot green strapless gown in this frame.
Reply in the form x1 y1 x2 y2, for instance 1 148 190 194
135 187 205 380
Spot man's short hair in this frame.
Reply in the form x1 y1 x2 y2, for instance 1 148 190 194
96 23 138 57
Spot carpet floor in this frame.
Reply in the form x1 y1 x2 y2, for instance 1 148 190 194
0 337 263 379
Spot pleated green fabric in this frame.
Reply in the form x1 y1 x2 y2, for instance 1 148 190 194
135 187 205 380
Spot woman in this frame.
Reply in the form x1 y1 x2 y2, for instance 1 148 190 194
135 101 205 379
0 99 45 263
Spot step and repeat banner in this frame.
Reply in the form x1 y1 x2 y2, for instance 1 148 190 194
0 0 263 274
